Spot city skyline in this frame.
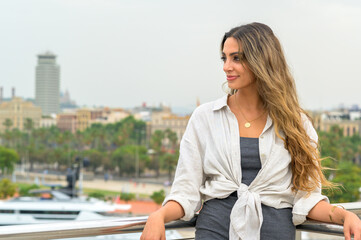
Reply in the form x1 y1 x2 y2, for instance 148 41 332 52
1 0 361 112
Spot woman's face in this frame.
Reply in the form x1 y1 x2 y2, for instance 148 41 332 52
222 37 256 91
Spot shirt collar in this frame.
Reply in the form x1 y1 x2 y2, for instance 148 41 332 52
212 94 274 133
262 114 273 134
212 95 229 111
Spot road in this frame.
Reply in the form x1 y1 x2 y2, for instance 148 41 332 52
13 171 171 195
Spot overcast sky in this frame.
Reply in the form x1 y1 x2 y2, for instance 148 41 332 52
1 0 360 113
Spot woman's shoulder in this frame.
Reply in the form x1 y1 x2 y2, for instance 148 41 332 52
192 95 228 117
300 112 318 142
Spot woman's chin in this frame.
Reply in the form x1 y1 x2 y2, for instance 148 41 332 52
227 83 239 89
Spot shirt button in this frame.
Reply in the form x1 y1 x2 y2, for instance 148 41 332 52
260 136 264 139
260 154 266 159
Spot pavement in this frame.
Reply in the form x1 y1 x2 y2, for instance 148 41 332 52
13 171 171 196
80 178 171 195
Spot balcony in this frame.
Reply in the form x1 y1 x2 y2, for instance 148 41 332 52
0 202 360 240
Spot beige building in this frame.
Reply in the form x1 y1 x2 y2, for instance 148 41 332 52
319 120 361 137
76 108 103 132
311 111 361 137
57 113 77 133
0 97 42 132
149 110 190 144
91 108 130 125
76 109 91 132
40 115 57 128
58 108 126 133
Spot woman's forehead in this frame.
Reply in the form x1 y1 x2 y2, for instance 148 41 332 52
223 37 242 53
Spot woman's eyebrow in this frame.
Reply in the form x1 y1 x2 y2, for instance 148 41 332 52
221 52 240 56
230 52 240 56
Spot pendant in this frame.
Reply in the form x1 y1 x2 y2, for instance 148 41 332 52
245 122 251 128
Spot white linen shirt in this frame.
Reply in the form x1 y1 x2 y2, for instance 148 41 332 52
163 95 328 240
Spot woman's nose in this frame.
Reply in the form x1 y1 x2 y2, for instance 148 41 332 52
223 60 232 72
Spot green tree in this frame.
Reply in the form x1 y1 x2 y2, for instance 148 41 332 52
86 123 109 151
160 152 179 182
323 161 361 203
164 128 178 151
1 119 15 148
2 118 13 131
150 189 165 205
149 130 165 177
120 192 136 202
23 118 34 133
111 145 149 177
83 149 105 172
318 125 361 180
0 179 16 199
0 146 19 174
22 118 35 170
318 125 361 202
111 116 140 147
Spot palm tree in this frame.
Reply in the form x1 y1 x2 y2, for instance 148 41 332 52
149 130 165 178
164 128 178 152
162 129 179 181
3 118 13 131
23 118 35 171
23 118 34 133
161 152 179 182
111 144 149 177
31 128 49 166
1 119 14 147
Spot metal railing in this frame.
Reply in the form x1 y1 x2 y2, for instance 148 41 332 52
0 204 359 240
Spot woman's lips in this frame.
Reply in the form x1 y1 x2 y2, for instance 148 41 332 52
227 75 238 81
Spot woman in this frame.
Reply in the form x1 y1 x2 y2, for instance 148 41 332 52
141 22 361 240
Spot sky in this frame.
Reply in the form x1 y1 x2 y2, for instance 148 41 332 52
1 0 361 114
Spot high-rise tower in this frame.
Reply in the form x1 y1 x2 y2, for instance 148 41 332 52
35 51 60 116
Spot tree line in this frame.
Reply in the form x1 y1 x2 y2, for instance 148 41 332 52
318 125 361 202
1 119 361 202
0 116 179 180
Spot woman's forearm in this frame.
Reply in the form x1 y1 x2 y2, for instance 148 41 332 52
307 200 347 225
156 200 185 223
308 200 361 239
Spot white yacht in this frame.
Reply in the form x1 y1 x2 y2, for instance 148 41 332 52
0 189 131 225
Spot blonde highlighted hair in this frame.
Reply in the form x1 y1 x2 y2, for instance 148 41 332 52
221 22 333 193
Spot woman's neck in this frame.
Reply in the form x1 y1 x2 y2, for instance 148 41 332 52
235 88 263 111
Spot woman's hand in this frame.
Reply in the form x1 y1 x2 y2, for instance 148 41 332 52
140 200 185 240
140 211 166 240
343 211 361 240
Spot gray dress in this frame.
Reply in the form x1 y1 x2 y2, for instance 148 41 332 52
195 137 295 239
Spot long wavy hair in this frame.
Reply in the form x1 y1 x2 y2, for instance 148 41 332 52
221 22 333 193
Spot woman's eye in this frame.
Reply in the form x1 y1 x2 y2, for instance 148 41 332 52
220 56 226 62
233 56 240 62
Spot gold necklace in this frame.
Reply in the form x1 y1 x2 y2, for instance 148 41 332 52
234 94 266 128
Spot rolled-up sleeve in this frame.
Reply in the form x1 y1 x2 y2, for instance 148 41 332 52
292 187 329 225
293 113 329 225
162 110 204 221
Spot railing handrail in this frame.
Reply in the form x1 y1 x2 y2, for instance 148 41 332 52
0 204 359 240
